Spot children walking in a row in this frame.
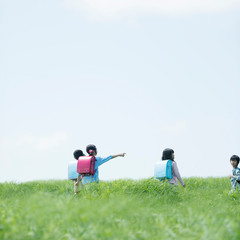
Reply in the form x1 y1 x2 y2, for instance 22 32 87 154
71 144 238 194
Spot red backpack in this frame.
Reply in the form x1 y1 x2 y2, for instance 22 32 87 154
77 156 96 178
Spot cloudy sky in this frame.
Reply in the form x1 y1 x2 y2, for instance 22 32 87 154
1 0 240 182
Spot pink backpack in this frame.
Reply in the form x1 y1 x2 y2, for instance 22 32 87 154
77 156 96 177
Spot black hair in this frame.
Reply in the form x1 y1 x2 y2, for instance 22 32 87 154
73 150 85 160
86 144 97 155
162 148 174 161
230 155 240 165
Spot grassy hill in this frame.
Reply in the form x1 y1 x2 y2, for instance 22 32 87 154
0 178 239 240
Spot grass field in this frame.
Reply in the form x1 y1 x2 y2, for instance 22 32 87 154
0 178 240 240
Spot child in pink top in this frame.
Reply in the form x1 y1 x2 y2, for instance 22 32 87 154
162 148 185 187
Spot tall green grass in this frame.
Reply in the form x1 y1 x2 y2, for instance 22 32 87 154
0 178 239 240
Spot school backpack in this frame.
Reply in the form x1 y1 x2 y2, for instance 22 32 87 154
77 156 96 177
68 160 78 180
154 160 173 180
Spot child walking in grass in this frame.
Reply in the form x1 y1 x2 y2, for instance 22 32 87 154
162 148 185 187
75 144 126 193
73 149 85 194
229 155 240 194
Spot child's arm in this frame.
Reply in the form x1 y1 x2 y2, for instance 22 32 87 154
97 153 126 167
111 153 126 159
172 162 185 187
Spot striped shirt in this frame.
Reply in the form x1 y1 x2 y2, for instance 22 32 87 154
231 167 240 190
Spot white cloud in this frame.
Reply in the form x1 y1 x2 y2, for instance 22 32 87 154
0 132 69 182
158 120 187 135
13 132 68 151
63 0 240 20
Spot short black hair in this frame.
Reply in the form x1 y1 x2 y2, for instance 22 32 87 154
162 148 174 161
230 155 240 165
73 150 85 160
86 144 97 155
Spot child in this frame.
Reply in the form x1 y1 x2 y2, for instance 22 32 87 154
75 144 126 191
73 149 85 194
229 155 240 194
162 148 185 187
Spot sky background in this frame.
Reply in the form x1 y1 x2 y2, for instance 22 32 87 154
0 0 240 182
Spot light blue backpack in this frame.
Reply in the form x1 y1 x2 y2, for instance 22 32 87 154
154 160 173 180
68 161 78 180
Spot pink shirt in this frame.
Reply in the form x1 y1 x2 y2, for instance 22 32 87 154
169 161 184 186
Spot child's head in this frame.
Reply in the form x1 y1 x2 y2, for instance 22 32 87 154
86 144 97 156
230 155 239 168
162 148 175 161
73 150 85 160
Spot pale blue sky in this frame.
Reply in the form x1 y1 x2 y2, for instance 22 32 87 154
1 0 240 182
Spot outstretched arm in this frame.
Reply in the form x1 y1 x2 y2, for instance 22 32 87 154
111 153 126 159
96 153 126 167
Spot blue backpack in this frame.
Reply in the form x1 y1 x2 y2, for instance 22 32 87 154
68 161 78 180
154 160 173 180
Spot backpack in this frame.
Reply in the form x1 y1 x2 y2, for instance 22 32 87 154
154 160 173 180
68 160 78 180
77 156 96 178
